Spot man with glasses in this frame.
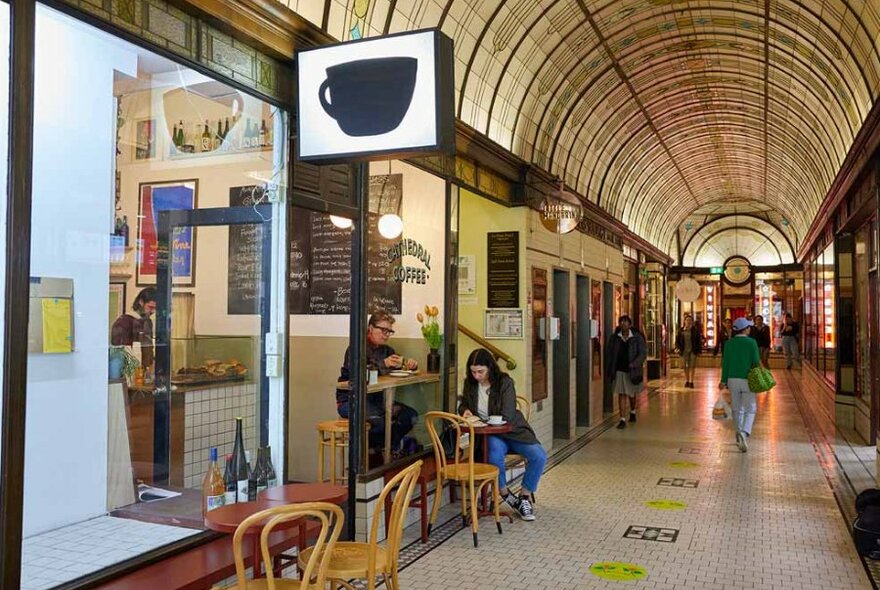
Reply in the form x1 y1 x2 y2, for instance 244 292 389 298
336 311 419 459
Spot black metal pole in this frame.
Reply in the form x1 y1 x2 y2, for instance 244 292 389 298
346 162 368 540
0 1 35 587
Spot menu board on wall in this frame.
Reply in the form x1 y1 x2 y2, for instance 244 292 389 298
487 231 519 308
289 207 402 315
228 186 266 315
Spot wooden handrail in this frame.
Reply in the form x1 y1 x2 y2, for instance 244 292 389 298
457 324 517 370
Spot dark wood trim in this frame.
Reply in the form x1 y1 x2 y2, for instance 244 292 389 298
0 1 35 588
799 98 880 262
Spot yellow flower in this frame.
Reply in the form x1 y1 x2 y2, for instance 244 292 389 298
431 306 439 317
417 312 424 323
424 304 431 316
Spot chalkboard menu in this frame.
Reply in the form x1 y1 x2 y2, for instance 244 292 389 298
487 231 520 308
289 207 402 314
228 186 266 315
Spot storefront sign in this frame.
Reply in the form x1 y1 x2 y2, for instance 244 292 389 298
487 232 520 308
387 237 432 284
675 278 701 302
539 193 582 234
296 29 455 163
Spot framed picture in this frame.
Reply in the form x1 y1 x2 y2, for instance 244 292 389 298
484 308 524 339
136 180 198 286
134 118 156 160
109 282 127 329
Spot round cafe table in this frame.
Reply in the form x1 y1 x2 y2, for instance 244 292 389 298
205 483 348 577
471 422 514 521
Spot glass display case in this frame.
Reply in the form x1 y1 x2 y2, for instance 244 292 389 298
170 335 258 385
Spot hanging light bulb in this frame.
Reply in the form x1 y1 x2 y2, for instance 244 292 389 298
377 213 403 239
329 215 353 229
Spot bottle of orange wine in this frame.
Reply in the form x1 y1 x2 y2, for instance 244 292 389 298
202 447 226 516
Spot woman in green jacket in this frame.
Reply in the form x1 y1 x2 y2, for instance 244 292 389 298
720 317 761 452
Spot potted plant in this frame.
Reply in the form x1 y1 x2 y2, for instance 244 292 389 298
417 305 443 373
109 345 140 381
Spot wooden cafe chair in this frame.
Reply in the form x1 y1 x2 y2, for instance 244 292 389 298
226 502 344 590
298 460 423 590
511 395 536 504
424 411 502 548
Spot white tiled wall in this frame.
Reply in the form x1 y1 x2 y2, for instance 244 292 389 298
184 383 258 489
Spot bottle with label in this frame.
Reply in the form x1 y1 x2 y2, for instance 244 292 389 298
202 447 225 516
232 417 249 502
256 447 268 494
172 123 179 148
223 453 236 505
259 120 267 147
214 120 223 151
242 120 253 149
176 120 186 149
201 121 212 152
264 445 278 487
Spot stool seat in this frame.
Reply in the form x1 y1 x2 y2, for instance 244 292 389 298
317 420 350 485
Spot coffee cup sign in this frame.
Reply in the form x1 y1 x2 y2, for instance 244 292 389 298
539 194 582 234
318 57 418 136
675 278 701 302
297 29 455 164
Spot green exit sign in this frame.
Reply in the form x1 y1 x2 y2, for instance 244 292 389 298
710 266 723 275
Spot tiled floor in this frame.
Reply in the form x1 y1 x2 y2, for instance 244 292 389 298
395 368 872 590
20 516 197 590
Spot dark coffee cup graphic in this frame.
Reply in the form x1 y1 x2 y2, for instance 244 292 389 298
319 57 418 137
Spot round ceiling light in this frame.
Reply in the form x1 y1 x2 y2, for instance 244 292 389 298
329 215 353 229
377 213 403 239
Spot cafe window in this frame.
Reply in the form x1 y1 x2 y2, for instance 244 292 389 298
20 5 288 586
0 0 8 476
287 159 447 484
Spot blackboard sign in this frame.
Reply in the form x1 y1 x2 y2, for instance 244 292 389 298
228 186 266 315
487 231 519 308
289 207 402 314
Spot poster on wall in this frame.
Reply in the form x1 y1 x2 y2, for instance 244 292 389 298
484 308 523 339
458 255 476 296
108 282 126 332
136 180 198 286
228 185 267 315
487 231 519 308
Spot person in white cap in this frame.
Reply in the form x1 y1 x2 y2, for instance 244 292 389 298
719 317 761 452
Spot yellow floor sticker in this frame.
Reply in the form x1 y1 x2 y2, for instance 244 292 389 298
668 461 700 468
645 499 688 510
590 562 647 581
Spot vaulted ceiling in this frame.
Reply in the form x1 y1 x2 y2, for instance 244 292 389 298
285 0 880 261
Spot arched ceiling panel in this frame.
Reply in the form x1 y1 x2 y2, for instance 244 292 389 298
682 215 795 266
287 0 880 258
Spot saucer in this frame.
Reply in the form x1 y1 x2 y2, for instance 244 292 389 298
486 420 507 426
388 370 412 377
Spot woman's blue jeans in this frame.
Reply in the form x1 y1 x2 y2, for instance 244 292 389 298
487 435 547 493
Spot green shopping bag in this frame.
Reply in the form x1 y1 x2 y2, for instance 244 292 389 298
747 366 776 393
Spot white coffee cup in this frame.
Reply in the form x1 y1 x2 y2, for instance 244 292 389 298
488 415 503 425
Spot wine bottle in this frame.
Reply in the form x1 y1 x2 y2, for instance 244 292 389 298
259 120 267 147
256 447 268 494
202 447 226 516
201 121 212 152
223 453 236 505
242 120 253 149
172 123 179 148
232 417 249 502
214 120 223 151
264 445 277 488
247 448 258 501
176 120 185 149
223 117 230 140
121 215 129 247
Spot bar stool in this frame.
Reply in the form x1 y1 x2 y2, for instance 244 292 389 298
317 419 349 485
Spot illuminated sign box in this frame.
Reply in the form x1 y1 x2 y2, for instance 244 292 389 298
296 29 455 164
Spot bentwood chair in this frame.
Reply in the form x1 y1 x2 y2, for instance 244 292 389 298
425 411 502 547
228 502 343 590
298 460 423 590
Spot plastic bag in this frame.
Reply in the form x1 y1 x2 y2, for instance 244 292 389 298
712 397 732 420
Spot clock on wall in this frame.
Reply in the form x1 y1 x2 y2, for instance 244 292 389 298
723 256 751 285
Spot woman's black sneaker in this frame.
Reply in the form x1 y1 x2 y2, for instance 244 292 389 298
616 419 626 429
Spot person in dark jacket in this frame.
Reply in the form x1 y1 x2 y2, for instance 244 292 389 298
781 312 801 369
750 314 771 367
675 315 703 388
111 287 156 370
459 348 545 521
713 318 732 357
605 315 648 429
336 311 418 455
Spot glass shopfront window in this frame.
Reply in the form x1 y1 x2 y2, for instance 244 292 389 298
20 5 288 585
823 243 836 384
0 0 8 477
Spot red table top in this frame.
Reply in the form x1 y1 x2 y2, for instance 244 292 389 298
259 482 348 504
473 423 513 435
205 483 348 533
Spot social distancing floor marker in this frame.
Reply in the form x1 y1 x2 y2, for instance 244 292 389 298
644 499 688 510
589 562 648 581
668 460 700 468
